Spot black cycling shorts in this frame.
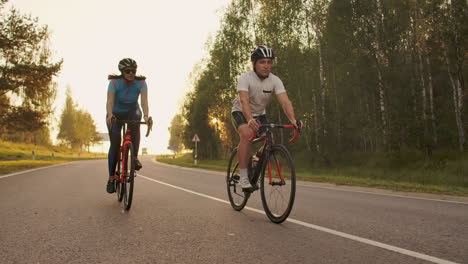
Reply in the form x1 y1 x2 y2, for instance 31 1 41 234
231 111 268 129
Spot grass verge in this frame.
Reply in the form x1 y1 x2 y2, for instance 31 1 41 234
0 160 70 175
0 140 106 175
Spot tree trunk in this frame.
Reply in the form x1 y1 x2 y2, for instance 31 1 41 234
375 59 388 149
304 2 320 153
418 48 430 154
313 92 320 153
444 48 465 152
425 56 438 146
318 36 327 140
374 0 388 150
332 63 341 152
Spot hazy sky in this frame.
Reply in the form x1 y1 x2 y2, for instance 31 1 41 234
8 0 230 153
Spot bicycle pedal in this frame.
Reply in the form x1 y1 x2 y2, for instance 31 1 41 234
242 187 255 193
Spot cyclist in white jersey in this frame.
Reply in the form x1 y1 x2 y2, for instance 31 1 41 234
231 45 302 189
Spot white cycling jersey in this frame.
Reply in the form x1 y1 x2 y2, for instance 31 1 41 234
231 71 286 116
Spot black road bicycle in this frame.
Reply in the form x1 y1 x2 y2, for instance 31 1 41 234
226 123 300 223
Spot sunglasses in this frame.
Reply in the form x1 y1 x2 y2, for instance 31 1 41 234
124 69 136 74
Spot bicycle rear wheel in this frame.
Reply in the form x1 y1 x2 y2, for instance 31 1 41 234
226 148 250 211
260 144 296 223
122 142 135 210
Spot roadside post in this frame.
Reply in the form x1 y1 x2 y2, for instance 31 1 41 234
192 134 200 165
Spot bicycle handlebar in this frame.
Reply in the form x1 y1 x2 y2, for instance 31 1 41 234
112 116 153 137
249 124 301 143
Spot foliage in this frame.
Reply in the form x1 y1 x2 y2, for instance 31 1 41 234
168 113 185 154
0 1 62 143
57 87 99 151
171 0 466 161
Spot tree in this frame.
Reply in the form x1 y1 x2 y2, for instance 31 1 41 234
180 0 255 158
178 0 467 162
57 87 99 151
0 1 62 142
57 87 77 148
168 114 185 154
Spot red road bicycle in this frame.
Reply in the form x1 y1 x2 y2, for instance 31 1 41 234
112 117 152 210
227 123 300 223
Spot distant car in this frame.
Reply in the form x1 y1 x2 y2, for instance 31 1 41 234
142 148 148 155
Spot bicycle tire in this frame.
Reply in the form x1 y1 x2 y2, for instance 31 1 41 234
116 153 123 202
122 142 135 210
260 144 296 223
226 148 250 211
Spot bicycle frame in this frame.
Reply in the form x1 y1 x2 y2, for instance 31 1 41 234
249 124 299 187
118 124 133 183
113 118 153 183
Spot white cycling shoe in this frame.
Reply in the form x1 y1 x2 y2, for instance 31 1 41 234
239 176 253 189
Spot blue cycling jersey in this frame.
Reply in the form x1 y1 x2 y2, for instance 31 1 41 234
108 78 147 113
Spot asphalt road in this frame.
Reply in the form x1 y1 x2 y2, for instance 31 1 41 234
1 157 467 264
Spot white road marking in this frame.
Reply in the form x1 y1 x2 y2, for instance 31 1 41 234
0 163 70 179
140 174 460 264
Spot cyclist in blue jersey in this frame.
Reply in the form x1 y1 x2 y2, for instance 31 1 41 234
105 58 150 193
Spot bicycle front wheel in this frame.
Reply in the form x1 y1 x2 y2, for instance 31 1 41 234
226 148 250 211
116 153 123 202
122 142 135 210
260 144 296 223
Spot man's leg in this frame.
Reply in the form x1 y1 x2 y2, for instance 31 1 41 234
231 111 255 189
237 125 255 189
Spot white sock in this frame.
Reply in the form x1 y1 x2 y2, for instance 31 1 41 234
240 168 248 179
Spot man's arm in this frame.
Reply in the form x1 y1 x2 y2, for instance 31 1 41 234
239 90 259 131
239 91 253 121
276 93 297 125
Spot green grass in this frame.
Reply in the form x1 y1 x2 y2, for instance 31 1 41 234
157 154 227 172
0 140 106 175
157 152 468 196
0 160 70 175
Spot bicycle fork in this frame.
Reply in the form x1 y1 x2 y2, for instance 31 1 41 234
119 131 132 183
267 154 286 186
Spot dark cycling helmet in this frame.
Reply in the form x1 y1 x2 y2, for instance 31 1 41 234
250 45 275 62
118 58 137 72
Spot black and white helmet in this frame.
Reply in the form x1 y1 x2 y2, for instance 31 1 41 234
118 58 137 72
250 45 274 62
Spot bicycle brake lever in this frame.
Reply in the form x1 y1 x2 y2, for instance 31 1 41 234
145 117 153 137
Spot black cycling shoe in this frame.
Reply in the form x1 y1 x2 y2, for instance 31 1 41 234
106 180 115 193
135 158 142 171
